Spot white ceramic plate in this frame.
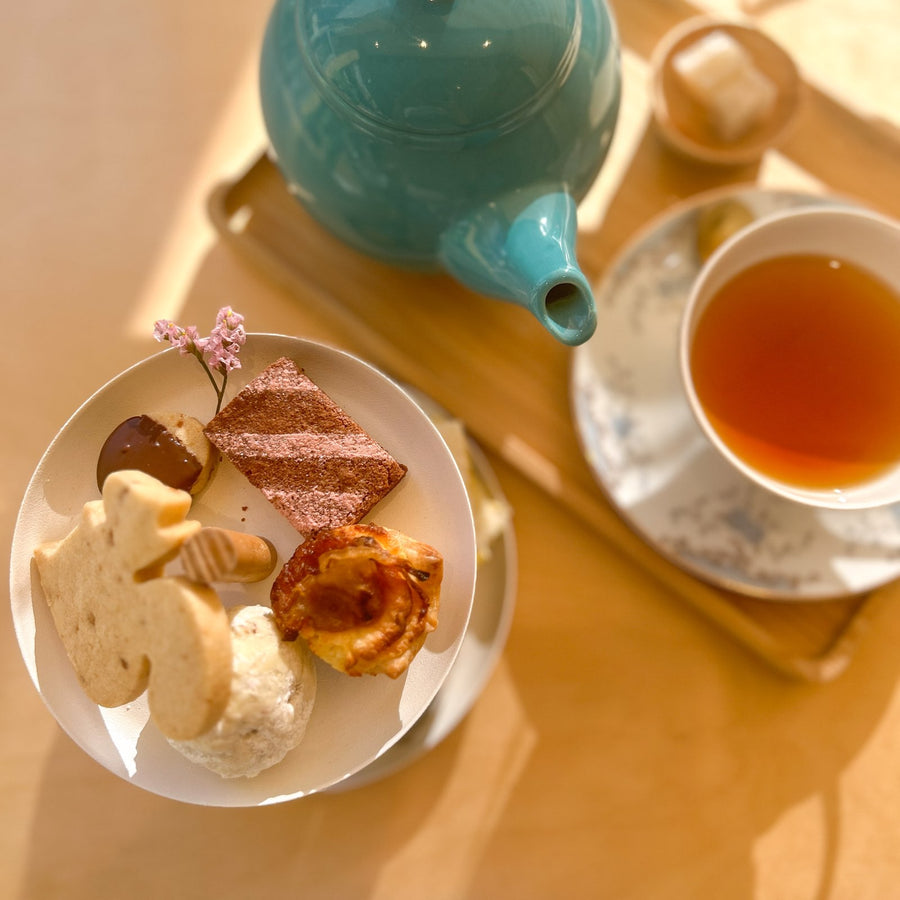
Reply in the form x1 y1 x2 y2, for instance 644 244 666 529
571 188 900 600
11 335 477 805
334 435 516 790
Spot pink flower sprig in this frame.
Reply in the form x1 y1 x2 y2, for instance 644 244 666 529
153 307 246 414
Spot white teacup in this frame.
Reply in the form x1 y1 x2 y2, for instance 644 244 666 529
680 205 900 509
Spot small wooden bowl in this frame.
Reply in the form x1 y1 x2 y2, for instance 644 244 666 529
651 17 803 166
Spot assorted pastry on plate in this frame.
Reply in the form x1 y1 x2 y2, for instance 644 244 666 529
29 310 456 782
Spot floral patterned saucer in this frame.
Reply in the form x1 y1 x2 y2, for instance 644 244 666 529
571 187 900 600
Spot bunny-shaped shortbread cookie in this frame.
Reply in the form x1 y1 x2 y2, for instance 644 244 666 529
34 470 232 740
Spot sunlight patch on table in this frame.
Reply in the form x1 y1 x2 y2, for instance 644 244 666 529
579 48 651 233
370 660 536 900
752 790 830 898
126 50 265 337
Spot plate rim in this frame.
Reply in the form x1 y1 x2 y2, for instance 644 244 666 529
10 333 478 804
332 432 517 790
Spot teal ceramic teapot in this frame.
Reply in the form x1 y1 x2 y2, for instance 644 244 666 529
260 0 621 345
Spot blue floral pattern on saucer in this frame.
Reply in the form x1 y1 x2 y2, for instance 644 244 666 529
571 188 900 600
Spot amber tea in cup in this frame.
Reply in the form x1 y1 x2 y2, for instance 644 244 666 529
681 206 900 509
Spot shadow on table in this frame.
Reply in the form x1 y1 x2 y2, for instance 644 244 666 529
18 206 900 898
17 243 532 900
19 439 900 900
474 454 900 899
19 718 471 899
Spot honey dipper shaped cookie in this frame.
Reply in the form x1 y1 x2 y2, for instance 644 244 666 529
33 470 232 741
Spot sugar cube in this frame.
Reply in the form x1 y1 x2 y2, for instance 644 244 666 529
672 30 777 141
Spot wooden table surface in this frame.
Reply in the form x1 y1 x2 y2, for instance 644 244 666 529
3 1 899 898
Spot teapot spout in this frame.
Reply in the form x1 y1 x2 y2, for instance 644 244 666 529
438 189 596 346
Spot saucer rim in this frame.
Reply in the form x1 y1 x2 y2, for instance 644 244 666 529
569 186 900 603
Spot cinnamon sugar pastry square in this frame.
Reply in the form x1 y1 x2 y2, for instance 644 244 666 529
204 357 406 535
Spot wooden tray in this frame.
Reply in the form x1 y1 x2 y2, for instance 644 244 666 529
207 0 900 681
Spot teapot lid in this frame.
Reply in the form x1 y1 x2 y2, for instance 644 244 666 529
297 0 581 136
